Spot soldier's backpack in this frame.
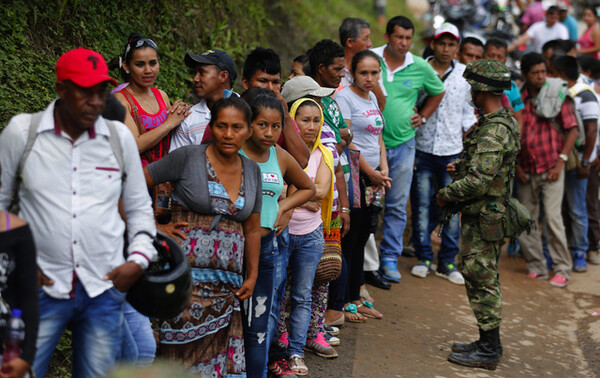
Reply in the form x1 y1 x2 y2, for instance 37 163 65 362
9 112 126 213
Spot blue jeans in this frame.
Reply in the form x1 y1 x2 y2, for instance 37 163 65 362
411 150 460 263
34 284 126 378
118 302 156 366
287 225 324 356
565 169 589 259
268 228 289 349
380 138 417 262
243 231 277 378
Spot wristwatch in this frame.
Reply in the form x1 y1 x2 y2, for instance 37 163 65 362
582 159 590 167
559 153 569 163
421 115 427 125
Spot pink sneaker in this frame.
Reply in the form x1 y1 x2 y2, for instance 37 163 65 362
528 272 548 280
305 332 338 358
277 332 289 349
549 274 569 288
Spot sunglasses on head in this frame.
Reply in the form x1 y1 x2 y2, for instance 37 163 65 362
124 38 158 60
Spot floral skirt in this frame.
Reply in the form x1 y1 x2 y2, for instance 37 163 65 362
158 205 246 377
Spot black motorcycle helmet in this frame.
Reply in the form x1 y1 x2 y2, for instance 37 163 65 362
127 231 192 319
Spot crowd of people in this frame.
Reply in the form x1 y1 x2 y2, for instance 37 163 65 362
0 3 600 377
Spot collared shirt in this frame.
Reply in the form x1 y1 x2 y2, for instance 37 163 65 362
519 87 578 174
525 21 569 53
416 60 477 156
0 100 157 299
170 99 211 151
372 45 445 149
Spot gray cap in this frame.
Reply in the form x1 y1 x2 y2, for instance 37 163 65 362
281 76 336 103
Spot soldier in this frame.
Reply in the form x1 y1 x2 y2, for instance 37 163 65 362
436 60 519 370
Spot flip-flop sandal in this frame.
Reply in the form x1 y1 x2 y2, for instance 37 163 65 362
289 354 308 376
344 304 367 323
356 301 383 319
360 286 375 304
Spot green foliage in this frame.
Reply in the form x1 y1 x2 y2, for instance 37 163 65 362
47 329 72 377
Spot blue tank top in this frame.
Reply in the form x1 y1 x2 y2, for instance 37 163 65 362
239 146 283 229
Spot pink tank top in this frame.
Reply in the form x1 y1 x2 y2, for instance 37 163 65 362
578 24 599 59
289 148 323 235
119 87 170 166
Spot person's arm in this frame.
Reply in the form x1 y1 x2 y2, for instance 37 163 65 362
335 162 351 237
508 33 533 53
372 82 387 111
438 124 508 202
272 147 316 235
114 91 191 154
345 118 392 188
411 92 445 128
378 133 391 192
104 127 157 292
578 119 598 179
275 91 309 168
237 212 260 300
8 223 38 376
0 115 28 210
311 158 332 201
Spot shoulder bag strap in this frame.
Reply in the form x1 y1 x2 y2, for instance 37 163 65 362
105 120 127 182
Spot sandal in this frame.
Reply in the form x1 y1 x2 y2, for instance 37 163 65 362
344 304 367 323
288 354 308 376
360 285 375 304
356 301 383 319
325 311 345 327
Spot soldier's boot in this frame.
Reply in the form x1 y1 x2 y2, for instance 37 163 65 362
451 327 503 356
447 327 501 370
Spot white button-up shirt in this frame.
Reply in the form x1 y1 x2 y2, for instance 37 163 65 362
415 60 477 156
0 100 156 299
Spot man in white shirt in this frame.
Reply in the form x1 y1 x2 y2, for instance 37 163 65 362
508 6 569 53
0 48 157 377
169 49 237 151
410 23 476 285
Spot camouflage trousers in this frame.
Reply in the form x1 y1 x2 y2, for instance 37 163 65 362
459 218 503 331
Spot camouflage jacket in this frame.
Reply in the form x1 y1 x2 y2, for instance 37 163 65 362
438 108 520 215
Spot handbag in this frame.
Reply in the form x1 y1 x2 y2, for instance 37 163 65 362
122 89 173 222
344 148 362 208
314 215 342 285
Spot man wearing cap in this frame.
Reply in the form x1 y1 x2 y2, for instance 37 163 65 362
169 49 237 151
373 16 445 283
410 23 476 285
0 47 157 377
508 6 569 53
437 59 519 370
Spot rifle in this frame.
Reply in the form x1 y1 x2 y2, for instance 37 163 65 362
437 201 463 238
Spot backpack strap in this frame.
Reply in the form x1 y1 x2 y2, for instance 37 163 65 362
9 112 44 213
105 120 127 182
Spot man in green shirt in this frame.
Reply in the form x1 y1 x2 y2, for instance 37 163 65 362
374 15 445 282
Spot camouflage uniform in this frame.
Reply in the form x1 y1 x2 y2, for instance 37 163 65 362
438 60 520 332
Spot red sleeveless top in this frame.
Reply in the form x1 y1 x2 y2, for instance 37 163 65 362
119 87 170 166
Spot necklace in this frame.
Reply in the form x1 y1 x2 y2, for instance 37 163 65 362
128 88 158 112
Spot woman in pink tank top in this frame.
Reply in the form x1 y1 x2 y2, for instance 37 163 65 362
577 7 600 59
114 34 191 166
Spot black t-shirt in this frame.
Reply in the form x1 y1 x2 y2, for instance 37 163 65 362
0 225 38 364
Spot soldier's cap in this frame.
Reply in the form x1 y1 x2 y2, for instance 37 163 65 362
185 49 237 82
464 59 511 92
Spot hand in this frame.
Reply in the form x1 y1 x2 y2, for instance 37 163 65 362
104 262 143 293
273 209 293 237
302 200 321 212
446 163 456 179
166 100 191 129
157 221 189 245
577 165 590 179
591 157 600 170
366 169 392 189
436 194 447 208
0 358 30 378
410 107 424 128
546 160 563 182
236 277 256 300
516 165 530 184
340 211 351 238
340 128 353 145
37 269 54 289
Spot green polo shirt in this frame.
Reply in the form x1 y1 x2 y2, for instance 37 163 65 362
375 48 445 149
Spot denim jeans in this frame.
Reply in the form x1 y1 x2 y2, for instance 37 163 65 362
118 302 156 366
34 284 126 378
243 231 277 378
287 225 324 356
380 138 416 262
267 228 289 349
411 150 460 263
565 169 589 259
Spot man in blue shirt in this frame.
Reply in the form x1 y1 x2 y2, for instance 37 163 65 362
558 1 578 41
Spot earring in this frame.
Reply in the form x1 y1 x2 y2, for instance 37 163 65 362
125 70 130 74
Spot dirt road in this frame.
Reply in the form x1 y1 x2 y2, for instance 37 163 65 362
305 253 600 377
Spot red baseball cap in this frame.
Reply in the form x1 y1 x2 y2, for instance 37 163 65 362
56 48 118 87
